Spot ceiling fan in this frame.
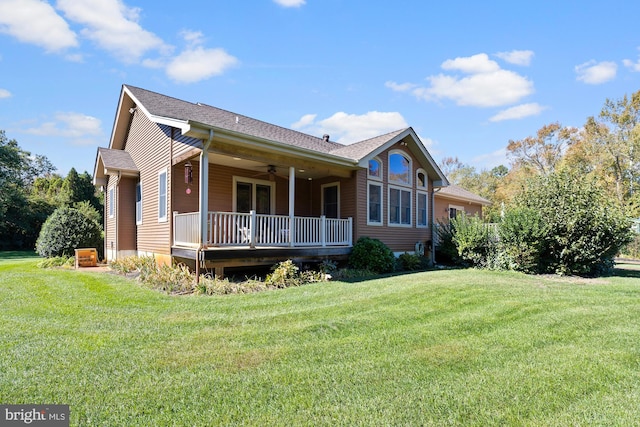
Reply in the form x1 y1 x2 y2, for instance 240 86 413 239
252 165 289 181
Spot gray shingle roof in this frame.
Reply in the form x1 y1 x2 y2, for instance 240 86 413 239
329 129 409 160
97 147 138 172
126 85 345 155
438 184 492 205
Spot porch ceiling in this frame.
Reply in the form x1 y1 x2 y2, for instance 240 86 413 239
205 151 355 180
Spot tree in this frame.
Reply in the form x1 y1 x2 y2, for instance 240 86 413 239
506 122 578 176
35 207 103 258
513 171 632 276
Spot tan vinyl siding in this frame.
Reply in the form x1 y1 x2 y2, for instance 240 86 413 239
123 111 171 255
353 148 433 253
172 132 201 162
117 177 137 250
434 196 483 224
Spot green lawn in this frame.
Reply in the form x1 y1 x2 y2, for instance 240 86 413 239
1 254 640 426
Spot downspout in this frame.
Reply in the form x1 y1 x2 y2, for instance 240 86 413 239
114 172 121 261
195 129 214 283
288 166 295 247
431 186 441 265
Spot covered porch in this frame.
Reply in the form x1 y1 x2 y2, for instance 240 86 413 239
173 210 352 248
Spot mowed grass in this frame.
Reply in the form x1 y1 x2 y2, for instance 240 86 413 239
1 254 640 426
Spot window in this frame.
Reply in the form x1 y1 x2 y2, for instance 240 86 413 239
233 177 274 214
158 169 167 222
367 182 382 225
135 182 142 224
449 205 464 220
322 183 339 218
417 191 428 227
108 187 114 218
416 169 427 188
389 186 411 226
368 158 382 180
389 152 411 185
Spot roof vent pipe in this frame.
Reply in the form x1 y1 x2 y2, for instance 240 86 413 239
322 134 330 142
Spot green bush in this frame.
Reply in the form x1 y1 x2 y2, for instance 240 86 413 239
450 213 494 267
497 206 545 273
35 206 103 258
514 171 633 276
434 221 458 264
349 237 395 274
398 252 422 271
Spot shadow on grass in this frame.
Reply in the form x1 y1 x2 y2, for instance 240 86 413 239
0 251 39 260
613 263 640 279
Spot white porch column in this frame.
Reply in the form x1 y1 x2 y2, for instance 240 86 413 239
289 166 295 247
200 130 213 246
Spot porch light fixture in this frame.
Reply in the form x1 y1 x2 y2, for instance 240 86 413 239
184 161 193 185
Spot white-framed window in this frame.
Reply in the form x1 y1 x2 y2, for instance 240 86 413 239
158 169 168 222
368 157 382 180
416 169 427 189
449 204 465 220
417 191 428 228
232 176 275 214
108 187 115 218
321 182 340 218
389 185 411 226
367 182 383 225
135 181 142 225
388 151 411 186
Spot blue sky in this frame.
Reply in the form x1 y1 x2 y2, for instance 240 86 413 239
1 0 639 176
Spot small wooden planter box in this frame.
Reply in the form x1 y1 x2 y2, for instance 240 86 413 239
75 248 97 268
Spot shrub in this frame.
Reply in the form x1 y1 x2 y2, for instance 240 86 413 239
434 221 458 264
450 213 494 267
514 171 633 276
35 206 103 258
37 255 74 269
349 237 395 274
497 206 545 273
265 260 299 288
398 252 422 271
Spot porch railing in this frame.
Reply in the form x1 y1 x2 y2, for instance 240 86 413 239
173 211 352 248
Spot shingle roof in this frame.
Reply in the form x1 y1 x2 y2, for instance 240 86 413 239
329 129 409 160
126 85 344 155
437 184 492 205
97 147 138 173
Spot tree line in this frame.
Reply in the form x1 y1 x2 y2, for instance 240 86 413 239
441 89 640 222
0 130 102 250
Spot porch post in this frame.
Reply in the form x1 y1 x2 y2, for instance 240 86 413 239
288 166 295 247
200 130 213 246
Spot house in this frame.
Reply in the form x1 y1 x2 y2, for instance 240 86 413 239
434 184 492 223
93 85 449 276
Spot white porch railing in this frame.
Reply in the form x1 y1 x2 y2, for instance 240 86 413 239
173 211 352 248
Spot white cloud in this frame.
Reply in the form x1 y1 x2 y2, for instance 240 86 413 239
0 89 11 99
387 53 534 108
385 81 418 92
292 111 408 144
623 58 640 72
24 112 102 145
575 60 617 84
471 147 508 170
0 0 77 52
494 50 534 66
274 0 306 7
291 114 317 129
489 103 546 122
166 46 238 84
56 0 169 62
442 53 501 73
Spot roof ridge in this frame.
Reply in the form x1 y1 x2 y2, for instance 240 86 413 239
124 84 343 149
